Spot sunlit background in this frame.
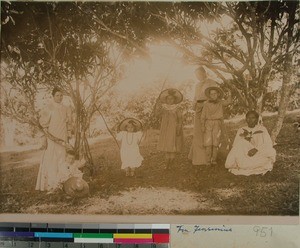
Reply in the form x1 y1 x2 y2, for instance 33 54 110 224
116 43 195 98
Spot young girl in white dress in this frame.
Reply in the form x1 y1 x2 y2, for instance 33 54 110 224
117 118 143 177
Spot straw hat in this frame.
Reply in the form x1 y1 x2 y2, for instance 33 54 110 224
158 88 183 104
118 118 143 132
204 86 224 99
63 177 89 198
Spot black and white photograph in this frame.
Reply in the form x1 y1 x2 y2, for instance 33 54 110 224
0 1 299 217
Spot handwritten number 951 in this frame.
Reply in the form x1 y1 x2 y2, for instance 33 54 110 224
253 226 273 237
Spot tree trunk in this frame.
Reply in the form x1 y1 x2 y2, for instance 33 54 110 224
73 108 81 158
256 93 264 114
73 77 81 158
270 5 296 143
270 56 293 143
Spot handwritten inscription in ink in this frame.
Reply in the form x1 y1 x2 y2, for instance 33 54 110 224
176 225 233 234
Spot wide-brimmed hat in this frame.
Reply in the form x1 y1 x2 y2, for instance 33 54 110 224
63 177 89 198
118 118 143 132
204 86 224 99
158 88 183 104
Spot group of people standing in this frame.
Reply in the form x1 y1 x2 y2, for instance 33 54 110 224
116 67 276 178
35 67 277 194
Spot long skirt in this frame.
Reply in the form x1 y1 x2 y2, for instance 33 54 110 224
35 139 66 191
188 110 207 165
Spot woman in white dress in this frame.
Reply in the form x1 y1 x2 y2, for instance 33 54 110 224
225 111 276 176
188 67 219 166
36 88 72 192
117 118 143 177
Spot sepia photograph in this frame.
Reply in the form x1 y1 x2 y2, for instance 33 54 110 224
0 1 299 218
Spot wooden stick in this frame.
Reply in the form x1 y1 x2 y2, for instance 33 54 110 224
94 105 120 150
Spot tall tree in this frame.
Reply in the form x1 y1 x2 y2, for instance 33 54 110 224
2 1 297 153
1 1 217 159
270 1 299 142
1 2 123 162
152 1 299 141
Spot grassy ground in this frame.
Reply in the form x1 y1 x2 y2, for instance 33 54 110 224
0 112 299 215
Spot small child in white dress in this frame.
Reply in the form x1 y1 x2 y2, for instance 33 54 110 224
117 118 143 177
59 150 86 184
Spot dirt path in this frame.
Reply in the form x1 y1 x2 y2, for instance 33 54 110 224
25 187 215 214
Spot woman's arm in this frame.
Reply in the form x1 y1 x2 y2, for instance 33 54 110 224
222 91 232 106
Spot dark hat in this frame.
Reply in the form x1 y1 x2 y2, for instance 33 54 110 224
158 88 183 104
63 177 89 198
204 86 224 99
118 118 143 132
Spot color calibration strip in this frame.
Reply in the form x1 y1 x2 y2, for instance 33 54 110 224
0 223 169 247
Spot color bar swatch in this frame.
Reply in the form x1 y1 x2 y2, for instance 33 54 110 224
0 223 170 244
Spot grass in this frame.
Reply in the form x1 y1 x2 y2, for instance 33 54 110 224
0 112 299 215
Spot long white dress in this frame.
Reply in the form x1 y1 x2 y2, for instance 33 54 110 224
117 131 143 169
35 101 71 191
188 79 218 165
225 125 276 176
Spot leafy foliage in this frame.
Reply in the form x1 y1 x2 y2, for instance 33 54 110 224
1 2 125 160
1 1 298 151
157 1 299 113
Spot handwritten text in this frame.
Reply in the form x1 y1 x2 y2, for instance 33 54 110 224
176 225 233 234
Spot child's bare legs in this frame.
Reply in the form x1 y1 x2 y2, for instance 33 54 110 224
165 152 176 169
125 168 130 176
125 167 136 177
130 168 135 177
165 153 171 169
211 146 218 165
205 146 212 165
204 120 221 165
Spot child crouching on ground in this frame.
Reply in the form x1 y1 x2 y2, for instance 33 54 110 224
58 150 89 198
59 150 86 183
200 87 232 165
117 118 143 177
